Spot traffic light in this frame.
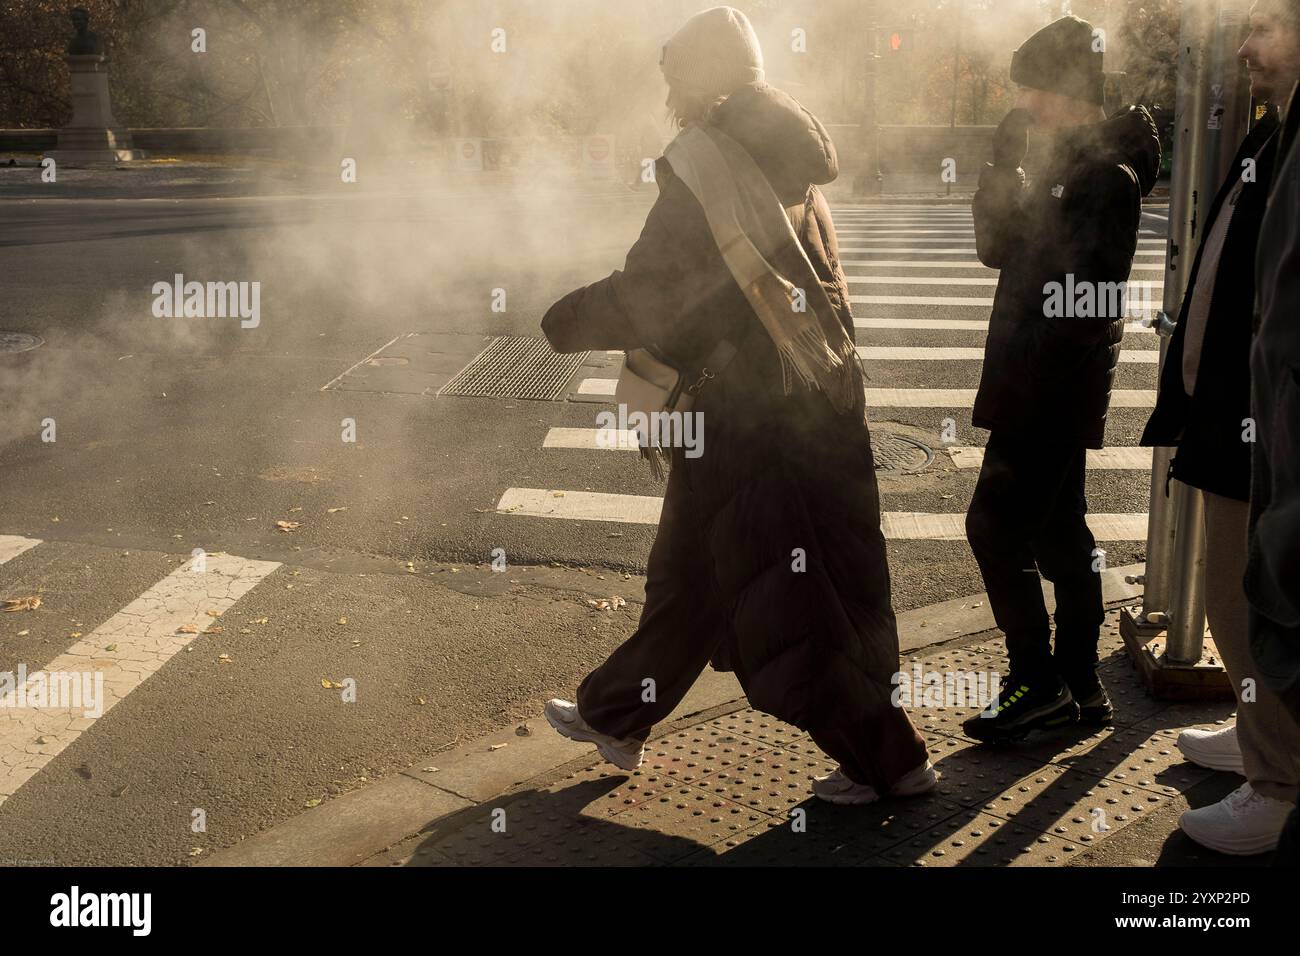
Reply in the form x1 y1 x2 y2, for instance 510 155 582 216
886 29 912 54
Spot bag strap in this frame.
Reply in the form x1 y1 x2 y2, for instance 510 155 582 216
667 336 741 408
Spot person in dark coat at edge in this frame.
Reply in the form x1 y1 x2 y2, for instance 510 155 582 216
1250 66 1300 865
538 6 934 806
960 15 1161 742
1142 0 1300 858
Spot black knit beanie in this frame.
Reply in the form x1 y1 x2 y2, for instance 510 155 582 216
1009 15 1105 106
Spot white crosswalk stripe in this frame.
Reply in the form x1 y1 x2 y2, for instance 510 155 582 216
591 347 1158 363
861 388 1155 407
545 427 1159 464
841 260 1165 271
0 541 280 806
0 535 41 567
947 446 1154 469
852 295 993 306
854 317 1157 335
495 488 1148 540
840 248 1167 256
856 346 1157 363
573 379 1156 406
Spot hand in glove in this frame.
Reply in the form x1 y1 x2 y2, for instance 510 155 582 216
992 108 1035 168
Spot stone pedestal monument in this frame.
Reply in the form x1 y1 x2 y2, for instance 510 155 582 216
44 7 145 165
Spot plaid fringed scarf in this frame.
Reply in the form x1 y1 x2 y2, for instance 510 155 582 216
665 124 860 416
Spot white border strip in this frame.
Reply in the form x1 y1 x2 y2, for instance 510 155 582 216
0 552 281 804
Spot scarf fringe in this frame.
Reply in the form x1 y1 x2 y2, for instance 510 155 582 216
641 445 672 481
775 324 861 416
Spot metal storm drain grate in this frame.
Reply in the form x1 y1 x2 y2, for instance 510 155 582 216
437 336 588 401
871 431 934 473
0 331 44 353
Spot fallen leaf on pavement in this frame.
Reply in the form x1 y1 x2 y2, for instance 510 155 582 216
176 624 199 634
489 743 508 751
275 521 300 532
304 799 322 809
104 644 117 652
3 596 41 612
336 616 347 625
327 507 347 513
321 678 343 689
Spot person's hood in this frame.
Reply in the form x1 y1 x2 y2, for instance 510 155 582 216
707 83 838 204
1067 104 1162 196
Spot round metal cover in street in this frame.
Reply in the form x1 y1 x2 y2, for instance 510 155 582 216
871 431 934 473
0 332 44 353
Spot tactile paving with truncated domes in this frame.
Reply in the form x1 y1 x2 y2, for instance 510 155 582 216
368 603 1237 867
876 809 1087 866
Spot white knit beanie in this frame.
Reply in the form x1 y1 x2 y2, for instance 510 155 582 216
660 6 765 100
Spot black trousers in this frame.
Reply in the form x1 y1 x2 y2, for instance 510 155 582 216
965 431 1105 683
577 457 927 791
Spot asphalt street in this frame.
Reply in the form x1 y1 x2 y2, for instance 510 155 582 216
0 168 1169 863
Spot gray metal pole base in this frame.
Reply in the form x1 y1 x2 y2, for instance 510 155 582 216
1118 606 1233 701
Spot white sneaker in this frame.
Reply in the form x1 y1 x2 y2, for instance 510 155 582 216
1177 723 1245 774
1179 782 1293 855
812 761 938 805
543 699 644 771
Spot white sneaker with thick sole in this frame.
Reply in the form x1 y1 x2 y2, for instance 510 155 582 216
812 760 938 806
1179 782 1292 855
543 699 644 771
1177 723 1244 774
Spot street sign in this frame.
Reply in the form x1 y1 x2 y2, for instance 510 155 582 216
454 138 483 172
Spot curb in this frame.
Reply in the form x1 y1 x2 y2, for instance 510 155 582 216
203 562 1147 867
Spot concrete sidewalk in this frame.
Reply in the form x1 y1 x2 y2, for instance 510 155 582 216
203 563 1255 868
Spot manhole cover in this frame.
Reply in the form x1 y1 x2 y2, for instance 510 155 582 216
0 331 43 353
438 336 589 401
871 432 934 473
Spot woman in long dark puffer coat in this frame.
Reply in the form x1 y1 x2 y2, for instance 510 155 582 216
540 6 932 804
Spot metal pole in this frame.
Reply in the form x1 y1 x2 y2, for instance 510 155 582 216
1138 0 1211 625
856 11 883 196
1142 0 1252 659
947 2 963 198
1163 0 1252 661
1166 480 1208 663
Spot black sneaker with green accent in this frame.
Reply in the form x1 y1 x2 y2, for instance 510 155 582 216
1062 672 1114 726
962 674 1080 743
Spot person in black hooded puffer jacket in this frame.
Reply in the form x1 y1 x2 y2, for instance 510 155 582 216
960 15 1161 744
539 6 934 806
